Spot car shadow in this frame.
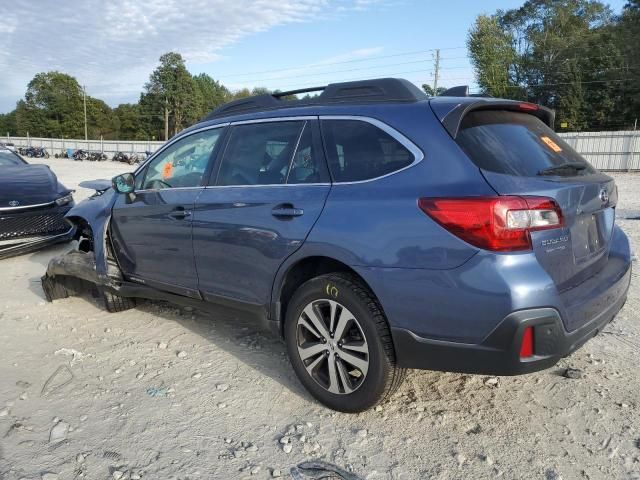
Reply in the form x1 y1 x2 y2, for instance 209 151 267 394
24 242 75 301
133 299 316 402
26 258 315 403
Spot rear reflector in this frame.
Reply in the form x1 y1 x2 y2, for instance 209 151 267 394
520 326 534 358
418 196 563 252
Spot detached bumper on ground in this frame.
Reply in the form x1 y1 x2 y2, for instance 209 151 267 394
392 263 631 375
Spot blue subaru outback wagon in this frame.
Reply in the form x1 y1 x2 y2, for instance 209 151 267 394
42 78 632 412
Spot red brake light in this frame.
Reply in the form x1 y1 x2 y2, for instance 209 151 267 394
518 102 539 111
519 326 534 358
418 196 563 252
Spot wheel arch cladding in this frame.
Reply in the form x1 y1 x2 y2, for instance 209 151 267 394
273 255 383 338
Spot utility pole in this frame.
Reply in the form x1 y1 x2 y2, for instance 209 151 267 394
83 85 88 141
433 49 441 96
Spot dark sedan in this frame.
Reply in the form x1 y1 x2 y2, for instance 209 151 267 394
0 149 75 259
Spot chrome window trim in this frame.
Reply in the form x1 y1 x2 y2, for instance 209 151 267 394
131 114 424 191
134 122 230 176
229 116 316 126
134 186 206 194
319 115 425 185
0 200 56 212
203 183 331 190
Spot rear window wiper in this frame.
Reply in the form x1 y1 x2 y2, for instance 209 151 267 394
538 162 587 176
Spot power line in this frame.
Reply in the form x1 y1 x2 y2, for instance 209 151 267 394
465 78 636 95
229 57 436 85
217 46 466 80
263 67 441 91
223 52 634 91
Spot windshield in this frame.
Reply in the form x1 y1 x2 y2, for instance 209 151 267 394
456 110 595 177
0 150 24 166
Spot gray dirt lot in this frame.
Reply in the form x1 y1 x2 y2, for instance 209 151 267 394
0 158 638 480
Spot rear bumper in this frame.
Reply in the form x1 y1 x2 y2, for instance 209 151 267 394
392 262 631 375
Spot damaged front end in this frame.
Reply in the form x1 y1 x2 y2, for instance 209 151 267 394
40 179 133 310
41 250 100 301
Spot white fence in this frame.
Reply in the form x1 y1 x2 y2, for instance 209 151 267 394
5 130 640 171
558 130 640 171
6 136 165 156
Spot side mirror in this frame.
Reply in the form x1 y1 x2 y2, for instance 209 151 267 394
112 173 135 194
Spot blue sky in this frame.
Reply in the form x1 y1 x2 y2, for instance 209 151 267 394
0 0 629 113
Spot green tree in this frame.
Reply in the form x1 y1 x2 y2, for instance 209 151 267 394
614 0 640 128
193 73 229 118
87 98 118 139
467 15 519 99
421 85 448 96
21 71 85 137
467 0 629 131
144 52 198 140
113 103 144 140
0 110 17 136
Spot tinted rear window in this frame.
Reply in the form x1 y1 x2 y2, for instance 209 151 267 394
456 111 595 177
321 120 414 182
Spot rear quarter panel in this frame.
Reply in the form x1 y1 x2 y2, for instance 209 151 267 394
304 103 494 270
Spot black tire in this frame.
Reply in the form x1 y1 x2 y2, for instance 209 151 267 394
41 275 70 302
101 288 136 313
285 272 406 412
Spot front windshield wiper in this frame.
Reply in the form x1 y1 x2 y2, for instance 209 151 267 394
538 162 587 176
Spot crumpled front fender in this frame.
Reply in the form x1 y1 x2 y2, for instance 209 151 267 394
64 188 117 282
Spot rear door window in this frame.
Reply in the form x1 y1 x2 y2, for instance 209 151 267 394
217 121 304 186
286 122 330 184
321 119 415 182
456 111 595 177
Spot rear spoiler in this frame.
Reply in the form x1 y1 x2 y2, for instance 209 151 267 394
430 97 555 139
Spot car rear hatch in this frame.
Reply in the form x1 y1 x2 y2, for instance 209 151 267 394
438 103 621 332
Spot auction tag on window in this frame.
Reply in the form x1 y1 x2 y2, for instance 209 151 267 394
162 162 173 178
540 136 562 153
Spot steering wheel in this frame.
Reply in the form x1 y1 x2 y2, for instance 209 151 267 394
147 179 172 189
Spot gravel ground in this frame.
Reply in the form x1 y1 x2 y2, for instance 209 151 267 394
0 158 639 480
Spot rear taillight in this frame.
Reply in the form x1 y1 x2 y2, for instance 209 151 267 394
418 196 563 252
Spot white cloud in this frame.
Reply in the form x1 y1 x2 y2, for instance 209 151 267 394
0 0 382 112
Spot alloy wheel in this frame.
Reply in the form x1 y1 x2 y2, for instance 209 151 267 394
295 299 369 394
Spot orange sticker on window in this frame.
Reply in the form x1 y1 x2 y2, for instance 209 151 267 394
162 162 173 179
540 136 562 153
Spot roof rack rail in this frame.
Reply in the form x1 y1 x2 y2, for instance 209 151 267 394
272 86 325 98
202 78 427 121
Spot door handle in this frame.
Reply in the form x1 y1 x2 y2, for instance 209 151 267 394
168 207 192 220
271 204 304 218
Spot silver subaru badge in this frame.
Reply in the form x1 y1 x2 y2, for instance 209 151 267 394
599 189 609 204
8 200 20 207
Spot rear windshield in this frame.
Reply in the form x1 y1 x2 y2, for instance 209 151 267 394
456 110 595 177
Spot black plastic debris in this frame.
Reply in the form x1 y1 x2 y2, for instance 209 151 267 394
563 367 583 379
290 460 362 480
